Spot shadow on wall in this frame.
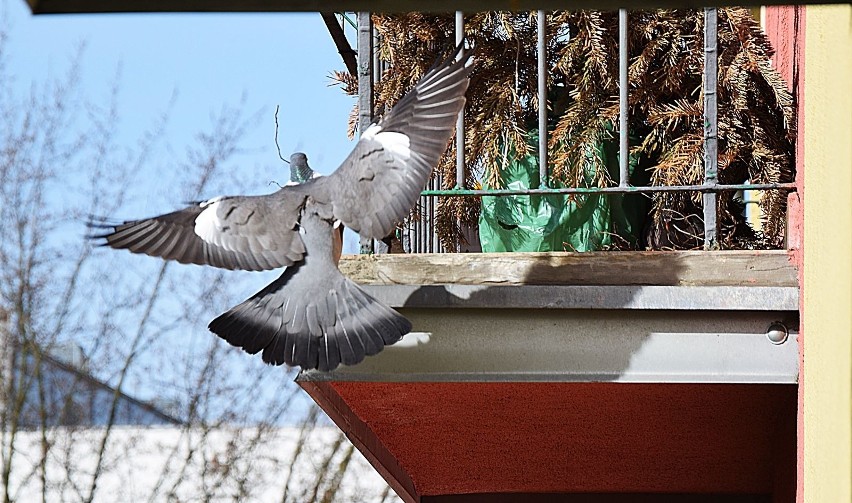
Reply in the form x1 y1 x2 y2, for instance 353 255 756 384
378 253 695 381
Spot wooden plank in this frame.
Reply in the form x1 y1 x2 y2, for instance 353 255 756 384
339 251 797 287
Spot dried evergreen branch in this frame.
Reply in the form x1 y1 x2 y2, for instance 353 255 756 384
332 9 794 250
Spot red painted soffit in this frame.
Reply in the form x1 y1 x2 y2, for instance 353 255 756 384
301 381 797 501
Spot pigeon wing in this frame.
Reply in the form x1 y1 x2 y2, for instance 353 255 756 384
89 189 308 271
321 46 472 239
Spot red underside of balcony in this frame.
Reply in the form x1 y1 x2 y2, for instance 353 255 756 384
301 381 796 502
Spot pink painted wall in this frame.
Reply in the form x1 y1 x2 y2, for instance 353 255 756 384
762 7 806 503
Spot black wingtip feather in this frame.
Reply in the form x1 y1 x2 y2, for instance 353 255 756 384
84 216 124 241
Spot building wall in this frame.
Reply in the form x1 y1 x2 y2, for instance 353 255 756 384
802 4 852 502
14 352 178 429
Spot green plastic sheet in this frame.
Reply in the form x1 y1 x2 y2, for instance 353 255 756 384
479 130 650 252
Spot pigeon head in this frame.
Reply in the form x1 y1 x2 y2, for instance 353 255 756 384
289 153 314 184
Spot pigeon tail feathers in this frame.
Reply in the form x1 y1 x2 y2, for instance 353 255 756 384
208 260 410 371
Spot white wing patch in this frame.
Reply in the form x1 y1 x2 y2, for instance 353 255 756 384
363 124 411 161
194 200 225 244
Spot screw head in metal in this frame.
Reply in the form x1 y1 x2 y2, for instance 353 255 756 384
766 322 789 345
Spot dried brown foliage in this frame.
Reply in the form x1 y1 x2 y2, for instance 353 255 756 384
330 9 794 250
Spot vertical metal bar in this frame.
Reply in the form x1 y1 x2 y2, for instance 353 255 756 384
434 177 440 252
703 7 719 249
424 180 430 253
432 176 440 252
356 12 373 141
427 179 434 253
402 216 411 253
455 11 465 190
423 196 428 253
357 12 374 254
417 197 424 253
369 20 390 253
427 192 432 253
437 181 442 253
618 8 629 187
415 198 420 253
537 10 548 188
448 12 464 255
409 203 414 254
372 31 380 98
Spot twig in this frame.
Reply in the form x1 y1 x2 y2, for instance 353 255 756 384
274 106 290 164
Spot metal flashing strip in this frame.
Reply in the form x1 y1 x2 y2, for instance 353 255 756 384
299 309 799 384
361 284 799 311
303 368 800 384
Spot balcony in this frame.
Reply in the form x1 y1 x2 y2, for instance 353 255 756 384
299 250 798 382
295 10 801 501
293 10 801 382
298 249 798 501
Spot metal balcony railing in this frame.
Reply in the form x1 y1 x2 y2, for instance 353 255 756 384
355 10 798 254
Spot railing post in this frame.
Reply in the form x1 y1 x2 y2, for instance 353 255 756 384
356 14 390 254
703 7 720 249
537 10 548 188
455 11 465 190
356 12 373 145
357 13 376 254
618 8 630 188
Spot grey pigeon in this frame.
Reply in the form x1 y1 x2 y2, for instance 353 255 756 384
89 46 473 371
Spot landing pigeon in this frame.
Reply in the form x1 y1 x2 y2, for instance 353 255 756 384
89 46 473 371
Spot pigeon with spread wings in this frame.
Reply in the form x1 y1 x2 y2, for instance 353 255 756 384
90 46 473 371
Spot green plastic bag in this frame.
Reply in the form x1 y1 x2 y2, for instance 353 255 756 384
479 129 649 252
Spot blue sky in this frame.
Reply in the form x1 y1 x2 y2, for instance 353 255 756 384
6 3 357 163
5 1 362 249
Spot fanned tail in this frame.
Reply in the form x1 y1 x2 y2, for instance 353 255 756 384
208 263 410 371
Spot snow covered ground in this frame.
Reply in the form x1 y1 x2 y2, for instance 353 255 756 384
5 425 400 502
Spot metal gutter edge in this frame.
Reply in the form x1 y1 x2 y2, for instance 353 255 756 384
363 284 798 311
